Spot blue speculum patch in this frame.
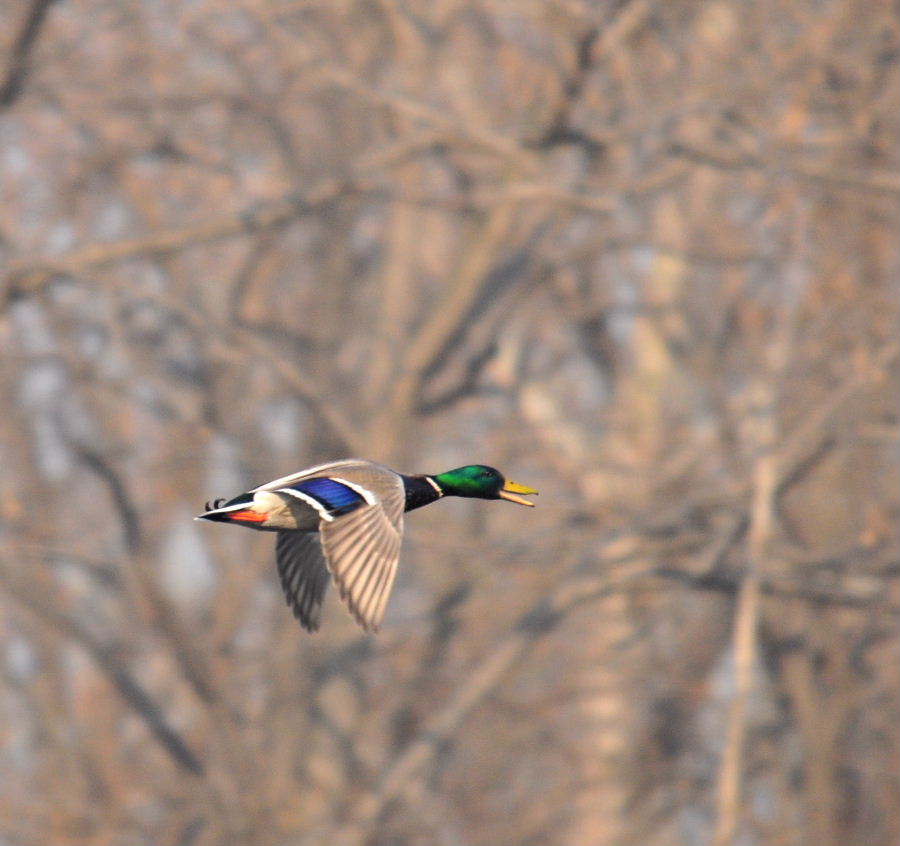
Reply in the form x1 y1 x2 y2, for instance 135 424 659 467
289 477 365 515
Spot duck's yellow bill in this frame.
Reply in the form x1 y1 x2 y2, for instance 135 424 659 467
499 479 538 507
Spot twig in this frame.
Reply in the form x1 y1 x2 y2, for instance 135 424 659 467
317 65 537 170
367 165 525 455
671 140 900 197
650 565 898 612
713 204 807 845
774 342 900 478
0 0 60 107
0 568 205 776
74 446 142 553
2 131 440 309
316 553 662 846
71 443 217 704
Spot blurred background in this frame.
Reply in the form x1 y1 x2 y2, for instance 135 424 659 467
0 1 897 844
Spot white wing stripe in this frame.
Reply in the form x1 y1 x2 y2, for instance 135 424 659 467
251 459 392 492
277 489 335 522
203 502 255 515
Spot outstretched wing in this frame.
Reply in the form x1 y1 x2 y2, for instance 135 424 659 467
319 502 404 632
316 466 406 632
275 532 331 632
264 461 407 632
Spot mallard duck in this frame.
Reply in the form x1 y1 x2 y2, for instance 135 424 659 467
196 459 538 632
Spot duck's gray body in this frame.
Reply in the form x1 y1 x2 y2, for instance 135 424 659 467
197 458 537 633
198 459 407 632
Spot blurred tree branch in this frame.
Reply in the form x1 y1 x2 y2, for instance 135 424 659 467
0 564 204 777
0 1 895 843
2 132 441 306
321 551 661 846
0 0 60 107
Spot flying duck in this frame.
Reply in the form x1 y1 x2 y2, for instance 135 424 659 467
196 459 537 632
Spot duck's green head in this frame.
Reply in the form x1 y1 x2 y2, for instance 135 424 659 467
433 465 538 506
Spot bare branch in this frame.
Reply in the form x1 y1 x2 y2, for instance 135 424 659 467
0 567 204 777
0 0 60 107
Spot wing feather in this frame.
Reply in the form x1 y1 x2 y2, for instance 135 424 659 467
355 525 400 623
318 470 405 632
368 530 402 624
333 511 381 593
275 532 330 632
357 557 391 625
262 461 406 633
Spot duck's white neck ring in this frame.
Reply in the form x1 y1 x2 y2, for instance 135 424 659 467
425 476 443 497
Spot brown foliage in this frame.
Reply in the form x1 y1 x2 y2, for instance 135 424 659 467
0 1 897 844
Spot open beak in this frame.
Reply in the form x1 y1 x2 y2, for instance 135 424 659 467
498 479 539 507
